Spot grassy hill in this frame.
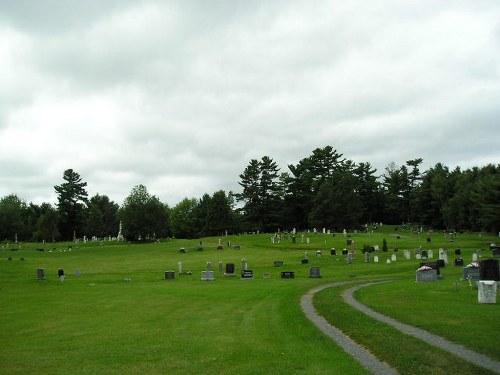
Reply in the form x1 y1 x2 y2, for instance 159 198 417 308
1 227 498 374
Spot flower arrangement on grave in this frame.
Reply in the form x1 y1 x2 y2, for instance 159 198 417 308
416 265 433 272
465 262 479 268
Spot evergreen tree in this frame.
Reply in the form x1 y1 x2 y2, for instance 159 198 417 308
54 169 88 240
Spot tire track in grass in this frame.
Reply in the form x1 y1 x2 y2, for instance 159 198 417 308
301 282 398 375
343 282 500 374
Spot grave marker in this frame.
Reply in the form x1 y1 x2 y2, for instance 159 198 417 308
37 268 45 280
480 259 499 281
225 263 235 276
478 281 497 304
309 267 322 278
241 270 253 279
281 271 295 279
164 271 175 280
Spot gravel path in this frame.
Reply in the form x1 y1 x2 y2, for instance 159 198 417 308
300 282 398 375
342 281 500 374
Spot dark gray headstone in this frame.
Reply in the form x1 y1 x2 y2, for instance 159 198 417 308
225 263 235 274
342 249 348 255
454 258 464 266
164 271 175 280
330 248 336 256
281 271 295 279
241 270 253 279
301 259 309 264
309 267 322 278
421 250 428 258
480 259 499 281
58 268 65 277
274 261 284 267
37 268 45 280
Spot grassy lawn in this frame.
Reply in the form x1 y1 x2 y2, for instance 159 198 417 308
0 227 498 374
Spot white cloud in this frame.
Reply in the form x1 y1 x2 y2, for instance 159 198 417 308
1 0 499 206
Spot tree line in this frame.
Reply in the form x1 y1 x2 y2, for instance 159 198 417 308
0 146 498 242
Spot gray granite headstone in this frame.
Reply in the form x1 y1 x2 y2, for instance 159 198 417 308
37 268 45 280
309 267 322 278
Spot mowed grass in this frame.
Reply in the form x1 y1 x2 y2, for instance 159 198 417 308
0 228 498 374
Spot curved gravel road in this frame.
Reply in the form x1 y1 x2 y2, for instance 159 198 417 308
301 281 398 375
343 282 500 374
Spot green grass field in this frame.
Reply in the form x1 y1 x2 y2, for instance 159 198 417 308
1 227 498 374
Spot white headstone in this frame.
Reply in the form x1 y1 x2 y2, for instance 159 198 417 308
472 253 478 262
416 254 422 260
178 262 183 274
478 281 497 304
403 250 410 260
386 259 391 264
374 255 379 263
428 250 434 259
391 254 397 261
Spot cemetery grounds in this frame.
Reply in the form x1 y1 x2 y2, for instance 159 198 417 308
0 226 499 375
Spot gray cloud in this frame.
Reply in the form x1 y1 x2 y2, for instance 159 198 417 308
1 0 499 206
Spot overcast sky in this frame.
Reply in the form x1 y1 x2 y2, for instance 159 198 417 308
1 1 499 207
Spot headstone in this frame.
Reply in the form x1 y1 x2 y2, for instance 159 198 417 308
478 281 497 304
455 249 461 256
217 245 223 250
309 267 322 278
316 250 322 257
374 255 379 263
420 262 441 275
306 237 310 244
58 268 65 278
330 248 336 256
454 258 464 266
347 239 352 245
37 268 45 280
164 271 175 280
178 262 183 275
201 270 215 281
301 259 309 264
428 250 434 259
291 236 296 244
472 253 478 262
463 265 480 280
416 268 438 282
364 252 370 263
180 247 187 253
206 262 213 272
436 259 445 268
234 245 241 250
421 250 428 259
225 263 235 276
218 261 223 274
241 258 248 270
274 261 284 267
263 273 271 279
391 254 397 262
373 245 379 252
342 249 348 256
386 259 391 264
480 259 500 281
241 269 253 279
416 254 422 260
403 250 410 260
347 253 354 264
281 271 295 279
